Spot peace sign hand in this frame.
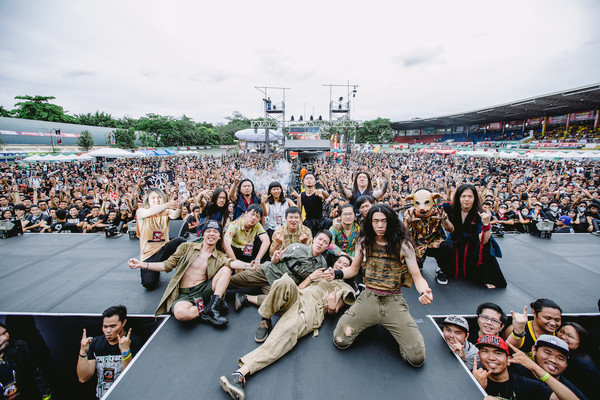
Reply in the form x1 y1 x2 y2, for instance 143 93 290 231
118 328 132 353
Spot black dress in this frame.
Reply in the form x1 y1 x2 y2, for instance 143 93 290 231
447 210 507 288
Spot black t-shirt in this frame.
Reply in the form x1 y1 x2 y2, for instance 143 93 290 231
485 372 552 400
301 192 324 219
87 334 141 399
24 214 49 232
510 364 587 400
85 214 105 232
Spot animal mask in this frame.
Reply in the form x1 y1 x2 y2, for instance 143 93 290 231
405 189 442 218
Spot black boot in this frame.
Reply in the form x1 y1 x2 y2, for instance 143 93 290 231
201 295 228 327
217 296 229 315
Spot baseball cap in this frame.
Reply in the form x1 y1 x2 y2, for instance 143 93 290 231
558 215 572 226
443 315 469 333
201 219 222 236
535 334 569 357
533 202 542 207
476 334 509 355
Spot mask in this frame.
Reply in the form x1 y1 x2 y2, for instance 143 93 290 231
550 206 559 212
578 207 586 213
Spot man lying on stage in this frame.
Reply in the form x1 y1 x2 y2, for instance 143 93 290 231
219 255 355 400
128 220 248 326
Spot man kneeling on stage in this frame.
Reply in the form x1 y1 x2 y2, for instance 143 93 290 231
219 255 355 400
128 220 248 326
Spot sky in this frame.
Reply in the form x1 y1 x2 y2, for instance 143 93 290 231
1 0 599 125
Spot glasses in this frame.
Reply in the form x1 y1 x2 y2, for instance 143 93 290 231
478 314 502 326
558 330 579 342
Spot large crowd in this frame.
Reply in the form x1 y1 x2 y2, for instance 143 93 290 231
1 151 599 400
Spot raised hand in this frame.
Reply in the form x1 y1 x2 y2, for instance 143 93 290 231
472 360 491 389
128 258 143 270
118 328 132 353
510 306 528 334
80 328 92 355
299 231 309 244
478 211 491 225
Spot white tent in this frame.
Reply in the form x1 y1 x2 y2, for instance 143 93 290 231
74 154 94 161
84 148 136 158
23 155 44 162
133 151 148 158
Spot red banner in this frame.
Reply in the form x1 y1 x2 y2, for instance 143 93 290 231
570 111 595 121
527 118 543 126
487 122 503 130
548 115 568 125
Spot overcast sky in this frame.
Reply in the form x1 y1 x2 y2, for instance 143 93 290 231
1 0 599 125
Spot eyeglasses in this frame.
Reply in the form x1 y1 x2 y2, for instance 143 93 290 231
478 314 502 326
558 331 579 342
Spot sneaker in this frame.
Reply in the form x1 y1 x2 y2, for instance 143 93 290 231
234 292 249 311
254 318 272 343
219 373 246 400
591 231 600 237
435 270 448 286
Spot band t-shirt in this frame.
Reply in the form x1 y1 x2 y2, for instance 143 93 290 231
87 334 141 399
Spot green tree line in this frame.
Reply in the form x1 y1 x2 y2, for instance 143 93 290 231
1 95 394 147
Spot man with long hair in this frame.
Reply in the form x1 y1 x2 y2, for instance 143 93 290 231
328 203 433 367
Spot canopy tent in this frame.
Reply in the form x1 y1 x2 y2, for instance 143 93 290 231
132 151 148 158
84 148 136 158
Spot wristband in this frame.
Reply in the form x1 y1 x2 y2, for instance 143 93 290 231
539 372 550 382
146 262 149 270
481 224 491 232
79 352 87 358
42 396 51 400
334 270 344 280
511 330 526 339
122 352 132 361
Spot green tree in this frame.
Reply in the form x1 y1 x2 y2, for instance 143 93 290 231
0 106 10 117
213 111 251 145
11 95 77 123
356 118 392 144
77 130 94 151
195 126 220 145
135 114 179 146
114 128 136 149
75 110 116 127
174 115 197 146
137 131 158 147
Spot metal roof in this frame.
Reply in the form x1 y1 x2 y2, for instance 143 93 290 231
391 83 600 130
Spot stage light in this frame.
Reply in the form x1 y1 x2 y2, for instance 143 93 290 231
291 116 294 121
318 115 322 121
299 116 303 121
310 115 313 121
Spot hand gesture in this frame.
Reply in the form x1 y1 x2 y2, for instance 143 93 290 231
510 306 528 334
299 231 309 244
479 210 491 225
327 288 338 313
118 328 132 353
309 268 326 282
247 259 261 271
322 268 335 282
261 193 268 204
128 258 143 269
272 247 288 263
332 217 341 230
431 209 448 221
507 342 537 370
80 329 92 355
290 187 299 198
272 231 284 245
472 360 491 389
418 288 433 305
449 341 466 361
166 200 179 209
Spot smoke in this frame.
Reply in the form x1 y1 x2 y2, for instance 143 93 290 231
241 159 292 193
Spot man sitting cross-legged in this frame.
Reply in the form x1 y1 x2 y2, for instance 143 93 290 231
128 220 249 326
220 255 355 400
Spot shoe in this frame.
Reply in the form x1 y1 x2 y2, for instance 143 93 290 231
220 373 246 400
254 318 272 343
217 297 229 315
200 295 229 327
234 292 249 311
435 270 448 286
591 231 600 237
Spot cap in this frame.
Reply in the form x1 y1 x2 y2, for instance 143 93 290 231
201 219 222 236
499 204 508 209
533 202 542 207
535 334 569 357
476 334 509 355
443 315 469 333
558 215 571 225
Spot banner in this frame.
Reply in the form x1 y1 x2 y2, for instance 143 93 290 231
548 115 568 125
527 118 543 126
0 130 80 137
144 171 174 190
487 122 503 130
570 111 595 121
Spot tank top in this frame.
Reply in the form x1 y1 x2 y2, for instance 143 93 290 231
301 192 323 219
265 201 289 230
139 212 170 261
364 242 413 291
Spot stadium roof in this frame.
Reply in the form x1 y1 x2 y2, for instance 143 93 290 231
284 139 331 151
391 83 600 131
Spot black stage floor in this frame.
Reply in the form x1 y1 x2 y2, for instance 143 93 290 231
1 233 598 399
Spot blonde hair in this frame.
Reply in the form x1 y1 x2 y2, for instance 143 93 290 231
143 188 167 208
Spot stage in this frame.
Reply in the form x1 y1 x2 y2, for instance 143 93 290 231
0 232 598 399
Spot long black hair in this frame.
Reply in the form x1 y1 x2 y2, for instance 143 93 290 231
267 181 284 205
351 171 373 203
559 321 590 358
449 184 481 231
359 203 414 258
236 178 257 200
204 187 228 226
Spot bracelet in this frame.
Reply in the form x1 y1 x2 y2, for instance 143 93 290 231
539 372 550 382
122 352 132 361
146 262 149 270
511 330 526 339
481 224 491 232
334 270 344 280
79 352 87 358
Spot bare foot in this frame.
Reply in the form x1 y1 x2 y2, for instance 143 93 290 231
485 284 496 289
